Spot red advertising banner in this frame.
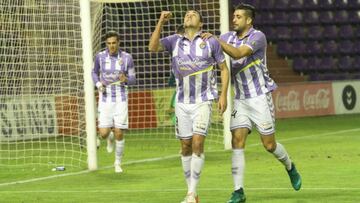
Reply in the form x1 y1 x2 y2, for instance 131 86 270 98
273 83 335 118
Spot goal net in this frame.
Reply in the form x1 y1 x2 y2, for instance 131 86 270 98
0 0 87 169
91 0 226 144
0 0 228 170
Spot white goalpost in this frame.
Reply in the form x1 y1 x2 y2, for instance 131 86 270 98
0 0 230 170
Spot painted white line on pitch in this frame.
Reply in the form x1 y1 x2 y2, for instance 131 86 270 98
0 127 359 188
0 187 360 193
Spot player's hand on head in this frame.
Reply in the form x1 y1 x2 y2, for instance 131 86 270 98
159 11 172 24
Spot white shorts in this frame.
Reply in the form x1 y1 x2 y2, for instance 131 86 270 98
175 101 212 139
230 93 275 135
98 101 128 129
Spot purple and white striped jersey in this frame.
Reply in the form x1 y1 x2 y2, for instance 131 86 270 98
92 49 136 103
161 32 225 104
220 28 277 100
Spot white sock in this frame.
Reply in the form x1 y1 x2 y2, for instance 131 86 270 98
115 139 125 165
232 149 245 191
189 153 204 194
272 142 292 170
181 155 192 189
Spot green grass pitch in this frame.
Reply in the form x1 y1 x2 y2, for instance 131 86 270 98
0 114 359 202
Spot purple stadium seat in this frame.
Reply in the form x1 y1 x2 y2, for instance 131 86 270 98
304 11 319 24
276 26 291 40
288 12 303 25
339 40 354 55
292 41 307 55
303 0 319 9
261 26 276 41
334 10 349 24
289 0 304 10
277 41 292 57
259 0 274 10
306 41 322 56
273 12 288 25
291 26 307 39
292 57 308 73
338 56 354 72
339 25 354 39
318 57 338 73
323 25 338 39
348 0 360 8
307 57 321 72
319 11 334 24
349 11 360 24
353 57 360 71
318 0 335 9
334 0 350 8
274 0 288 10
355 26 360 38
307 26 323 40
259 12 274 25
322 40 338 55
353 41 360 54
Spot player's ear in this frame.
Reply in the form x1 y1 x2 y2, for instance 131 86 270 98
246 17 252 25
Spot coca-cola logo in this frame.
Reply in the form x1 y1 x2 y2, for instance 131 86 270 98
275 90 300 112
303 89 330 110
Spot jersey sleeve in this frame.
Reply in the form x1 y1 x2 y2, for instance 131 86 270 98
243 31 267 53
160 34 179 53
211 38 226 64
91 54 101 85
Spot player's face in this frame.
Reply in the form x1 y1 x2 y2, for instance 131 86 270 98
106 36 120 55
232 10 251 33
184 10 202 30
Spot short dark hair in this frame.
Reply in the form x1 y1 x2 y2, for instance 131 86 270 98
186 9 203 23
234 3 256 21
105 31 120 41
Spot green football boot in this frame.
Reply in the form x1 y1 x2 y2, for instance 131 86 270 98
227 188 246 203
287 163 302 191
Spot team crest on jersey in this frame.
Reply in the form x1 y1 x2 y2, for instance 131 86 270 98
118 58 123 65
251 41 256 46
199 42 206 49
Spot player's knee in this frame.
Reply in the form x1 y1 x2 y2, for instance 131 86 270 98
181 147 192 156
263 142 276 152
232 137 245 149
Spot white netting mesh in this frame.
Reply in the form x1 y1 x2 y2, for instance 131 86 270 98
0 0 87 168
91 0 225 145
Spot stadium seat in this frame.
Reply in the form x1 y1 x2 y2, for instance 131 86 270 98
306 41 322 56
334 0 350 8
274 0 288 10
323 25 338 40
339 25 354 39
292 41 307 56
353 41 360 54
277 41 292 57
348 0 360 8
273 12 288 25
355 26 360 38
291 26 307 40
292 57 307 73
288 0 304 10
306 57 321 72
259 0 274 10
353 57 360 71
318 0 336 9
304 11 319 24
319 11 334 24
322 40 338 55
261 26 276 41
303 0 319 9
349 11 360 24
288 12 303 25
276 26 291 40
338 40 354 55
338 56 354 72
259 12 274 25
236 0 260 7
307 26 323 40
318 57 338 73
334 10 349 24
